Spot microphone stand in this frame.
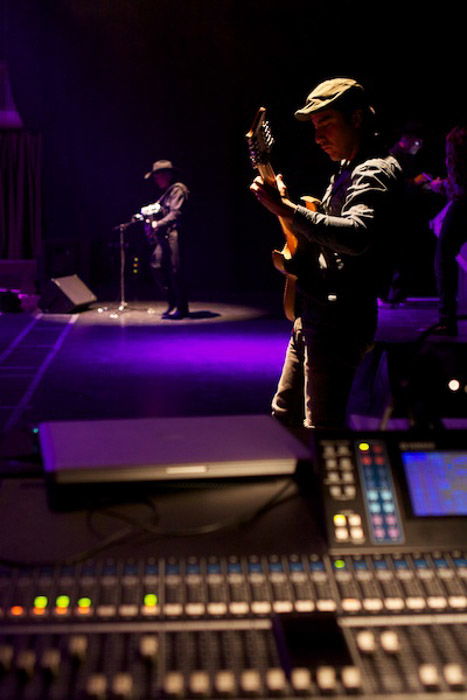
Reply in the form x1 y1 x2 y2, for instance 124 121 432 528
117 221 133 312
98 218 147 317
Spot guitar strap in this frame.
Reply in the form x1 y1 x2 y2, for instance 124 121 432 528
154 182 179 208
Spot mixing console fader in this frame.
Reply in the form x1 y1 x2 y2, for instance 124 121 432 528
0 551 466 698
1 618 466 698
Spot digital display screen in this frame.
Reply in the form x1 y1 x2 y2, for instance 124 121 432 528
401 451 467 516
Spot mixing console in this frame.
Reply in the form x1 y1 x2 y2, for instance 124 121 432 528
1 431 465 697
0 551 466 698
1 552 467 622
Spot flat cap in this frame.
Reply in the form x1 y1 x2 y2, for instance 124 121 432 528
294 78 366 120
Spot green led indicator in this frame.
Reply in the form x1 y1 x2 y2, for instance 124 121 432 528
34 595 48 609
144 593 158 607
56 595 70 608
77 597 92 608
334 559 346 569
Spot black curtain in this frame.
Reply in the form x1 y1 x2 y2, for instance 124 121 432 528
0 129 42 259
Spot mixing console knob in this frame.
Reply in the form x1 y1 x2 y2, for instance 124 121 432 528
418 663 440 690
240 668 262 696
273 600 293 613
362 597 384 612
230 601 249 615
207 601 227 615
139 634 159 662
384 596 404 611
186 602 205 616
214 670 237 697
342 597 362 612
86 672 107 699
195 671 215 697
112 672 134 698
341 665 362 691
443 663 465 689
0 643 13 672
406 596 425 610
449 594 467 608
251 601 271 615
379 630 400 653
265 667 287 694
165 603 183 617
96 604 116 618
316 666 336 692
189 670 211 696
119 603 138 617
356 630 376 653
40 648 61 677
290 667 311 693
68 634 88 662
163 671 184 698
16 649 36 679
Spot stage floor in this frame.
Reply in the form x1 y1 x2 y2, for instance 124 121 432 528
0 297 466 467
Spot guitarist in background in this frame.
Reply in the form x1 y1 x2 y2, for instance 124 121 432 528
142 159 190 319
251 78 403 431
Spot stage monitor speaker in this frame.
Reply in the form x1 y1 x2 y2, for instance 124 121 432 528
38 274 97 313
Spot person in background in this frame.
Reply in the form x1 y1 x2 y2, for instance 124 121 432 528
385 123 440 305
142 159 190 319
426 125 467 336
250 78 403 431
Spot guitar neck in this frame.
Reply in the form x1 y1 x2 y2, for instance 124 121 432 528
256 161 277 189
255 161 298 253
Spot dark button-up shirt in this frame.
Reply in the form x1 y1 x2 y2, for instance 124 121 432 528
288 145 403 310
144 182 189 241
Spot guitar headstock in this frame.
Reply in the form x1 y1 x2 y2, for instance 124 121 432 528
245 107 275 170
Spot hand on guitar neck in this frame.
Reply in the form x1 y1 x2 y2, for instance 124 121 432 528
246 106 320 320
250 172 320 321
246 106 320 250
250 170 320 251
250 173 297 221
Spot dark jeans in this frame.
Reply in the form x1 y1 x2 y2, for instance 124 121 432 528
272 305 377 430
150 230 188 312
434 199 467 321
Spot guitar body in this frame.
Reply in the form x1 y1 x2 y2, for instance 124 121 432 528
272 198 319 320
246 107 320 321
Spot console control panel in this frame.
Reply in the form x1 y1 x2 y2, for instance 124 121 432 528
313 431 467 552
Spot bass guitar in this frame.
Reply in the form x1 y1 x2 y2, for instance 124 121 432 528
246 106 320 320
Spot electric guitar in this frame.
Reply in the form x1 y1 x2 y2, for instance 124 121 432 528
246 107 320 320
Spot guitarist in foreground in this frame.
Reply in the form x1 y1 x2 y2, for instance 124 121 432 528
250 77 403 431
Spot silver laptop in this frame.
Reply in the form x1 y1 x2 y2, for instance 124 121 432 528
39 414 310 484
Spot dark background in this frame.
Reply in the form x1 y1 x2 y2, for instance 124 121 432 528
2 0 463 300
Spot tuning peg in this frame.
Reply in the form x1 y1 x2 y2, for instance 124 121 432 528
263 121 275 149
